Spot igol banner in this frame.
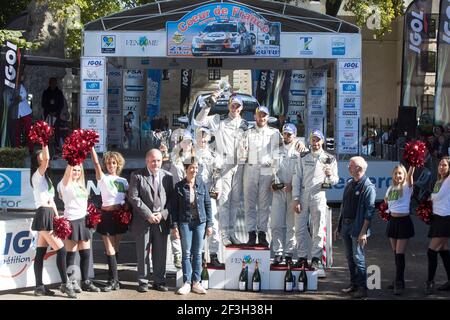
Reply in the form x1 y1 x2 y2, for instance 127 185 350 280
1 41 22 147
434 0 450 125
180 69 192 115
401 0 432 109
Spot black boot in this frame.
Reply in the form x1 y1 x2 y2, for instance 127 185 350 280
257 231 269 247
209 253 222 267
247 231 257 246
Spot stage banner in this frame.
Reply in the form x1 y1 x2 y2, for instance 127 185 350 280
255 70 271 107
180 69 192 114
287 70 307 125
434 0 450 125
336 59 361 155
146 69 162 118
166 2 280 57
1 41 22 147
80 57 107 152
306 69 327 136
122 69 144 149
107 67 122 146
401 0 432 109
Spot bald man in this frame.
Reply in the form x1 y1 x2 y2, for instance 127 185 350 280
128 149 174 293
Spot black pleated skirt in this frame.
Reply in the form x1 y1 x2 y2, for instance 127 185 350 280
96 210 128 236
31 207 54 231
386 215 415 239
428 214 450 238
67 217 92 241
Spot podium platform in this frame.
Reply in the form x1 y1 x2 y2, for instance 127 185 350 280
176 245 318 291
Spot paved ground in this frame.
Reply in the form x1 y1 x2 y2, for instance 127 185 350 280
1 207 449 301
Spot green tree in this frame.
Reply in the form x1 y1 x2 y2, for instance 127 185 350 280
0 0 30 28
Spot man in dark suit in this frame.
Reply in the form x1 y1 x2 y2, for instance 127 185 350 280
128 149 174 292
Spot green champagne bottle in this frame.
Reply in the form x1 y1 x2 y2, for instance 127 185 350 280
238 261 248 291
298 266 307 292
284 261 294 292
201 262 209 290
252 260 261 292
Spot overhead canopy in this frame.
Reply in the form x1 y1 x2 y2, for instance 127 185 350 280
84 0 359 34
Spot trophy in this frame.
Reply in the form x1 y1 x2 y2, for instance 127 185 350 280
203 79 231 106
320 155 333 189
156 129 172 161
271 175 285 191
209 168 221 199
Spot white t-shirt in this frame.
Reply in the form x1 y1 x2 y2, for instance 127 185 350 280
98 174 128 206
57 181 88 221
386 185 412 216
431 176 450 217
18 84 32 118
32 171 55 208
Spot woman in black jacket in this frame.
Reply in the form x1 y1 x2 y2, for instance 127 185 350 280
171 157 212 295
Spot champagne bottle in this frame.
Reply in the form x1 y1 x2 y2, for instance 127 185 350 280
284 262 294 292
201 262 209 290
252 260 261 292
238 261 248 291
298 266 307 292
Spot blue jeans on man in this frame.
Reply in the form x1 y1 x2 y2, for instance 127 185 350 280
179 221 206 284
341 221 367 289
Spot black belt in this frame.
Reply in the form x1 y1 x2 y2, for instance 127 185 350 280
343 218 355 224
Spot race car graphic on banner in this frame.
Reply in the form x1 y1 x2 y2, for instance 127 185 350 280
167 3 280 57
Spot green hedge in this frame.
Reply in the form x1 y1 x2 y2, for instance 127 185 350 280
0 147 28 168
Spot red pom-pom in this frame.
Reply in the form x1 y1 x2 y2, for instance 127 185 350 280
62 129 99 166
112 206 132 225
53 217 72 240
416 199 432 225
86 203 102 229
28 120 54 146
403 141 427 167
378 201 390 222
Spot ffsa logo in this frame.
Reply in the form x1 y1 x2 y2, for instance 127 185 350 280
0 171 21 196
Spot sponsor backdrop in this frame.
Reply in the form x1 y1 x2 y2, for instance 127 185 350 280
336 59 361 155
146 69 162 118
123 69 145 149
80 57 107 152
287 70 307 125
107 67 123 147
306 69 327 136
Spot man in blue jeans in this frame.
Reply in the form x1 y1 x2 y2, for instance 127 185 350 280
335 156 376 299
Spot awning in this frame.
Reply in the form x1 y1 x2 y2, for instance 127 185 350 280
84 0 359 33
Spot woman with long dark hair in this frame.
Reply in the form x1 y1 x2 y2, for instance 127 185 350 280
30 143 76 298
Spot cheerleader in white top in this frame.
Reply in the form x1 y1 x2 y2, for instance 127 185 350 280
91 147 128 292
425 156 450 294
30 143 75 298
57 164 100 293
384 164 415 295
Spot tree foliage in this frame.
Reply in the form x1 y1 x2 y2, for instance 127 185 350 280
0 0 29 28
0 29 39 50
343 0 404 39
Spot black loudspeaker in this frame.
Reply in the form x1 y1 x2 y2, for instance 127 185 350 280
397 106 417 139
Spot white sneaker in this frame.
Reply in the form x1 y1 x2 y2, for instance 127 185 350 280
176 283 191 295
192 282 207 294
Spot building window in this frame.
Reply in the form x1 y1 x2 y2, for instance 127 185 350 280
162 69 170 80
420 94 434 116
420 51 436 73
208 69 221 80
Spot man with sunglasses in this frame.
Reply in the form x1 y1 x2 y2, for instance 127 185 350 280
292 129 339 271
195 93 249 246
